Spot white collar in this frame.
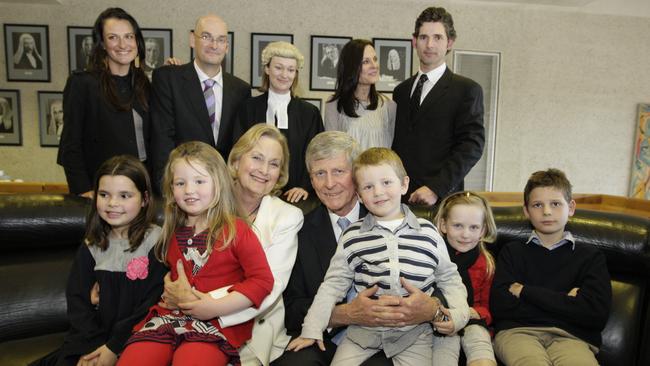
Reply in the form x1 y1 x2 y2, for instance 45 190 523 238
266 89 291 129
418 62 446 85
194 60 223 87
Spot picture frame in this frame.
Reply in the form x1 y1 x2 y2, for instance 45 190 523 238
629 103 650 199
0 89 22 146
372 38 413 93
303 97 323 118
141 28 173 80
452 50 501 191
4 24 50 82
38 91 64 147
251 33 293 88
310 35 351 91
190 31 234 75
67 26 93 74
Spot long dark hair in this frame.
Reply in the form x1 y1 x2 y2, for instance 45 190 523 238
329 39 381 118
88 7 150 111
85 155 155 251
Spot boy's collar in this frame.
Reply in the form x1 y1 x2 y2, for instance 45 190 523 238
527 230 575 250
359 204 421 233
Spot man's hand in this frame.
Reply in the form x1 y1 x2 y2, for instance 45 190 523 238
432 306 454 335
164 57 183 66
287 336 324 352
90 282 100 306
330 285 401 328
509 282 523 298
159 260 198 309
408 186 438 206
392 277 439 326
78 344 117 366
283 187 309 203
80 191 93 199
568 287 580 297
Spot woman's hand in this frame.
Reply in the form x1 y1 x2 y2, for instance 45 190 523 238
90 282 100 306
78 344 117 366
283 187 309 203
158 260 198 310
287 336 324 352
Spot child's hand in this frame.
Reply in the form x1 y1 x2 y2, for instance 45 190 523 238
78 344 117 366
568 287 580 297
286 336 325 352
283 187 309 203
469 307 480 320
178 288 220 320
509 282 523 298
90 282 100 306
432 306 454 335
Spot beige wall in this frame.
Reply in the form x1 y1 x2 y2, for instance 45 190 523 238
1 0 648 195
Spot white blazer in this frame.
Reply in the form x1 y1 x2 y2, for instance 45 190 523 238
218 195 303 366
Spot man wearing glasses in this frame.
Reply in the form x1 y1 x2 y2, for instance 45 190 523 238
150 14 250 192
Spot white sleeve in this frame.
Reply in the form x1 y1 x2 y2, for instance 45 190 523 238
218 202 304 328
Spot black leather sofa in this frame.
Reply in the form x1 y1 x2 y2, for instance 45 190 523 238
1 194 649 365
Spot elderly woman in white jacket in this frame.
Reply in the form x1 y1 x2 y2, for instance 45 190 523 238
161 123 303 366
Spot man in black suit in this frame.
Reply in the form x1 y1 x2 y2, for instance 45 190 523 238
276 131 442 366
150 14 250 190
392 7 485 207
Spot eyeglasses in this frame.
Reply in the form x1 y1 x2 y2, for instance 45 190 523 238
194 32 228 45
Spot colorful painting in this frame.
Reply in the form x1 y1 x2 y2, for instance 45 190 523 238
629 103 650 199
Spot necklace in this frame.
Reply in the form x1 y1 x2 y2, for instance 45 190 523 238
247 201 262 219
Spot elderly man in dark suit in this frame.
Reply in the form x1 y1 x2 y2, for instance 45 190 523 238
392 6 485 207
150 14 250 190
276 131 443 366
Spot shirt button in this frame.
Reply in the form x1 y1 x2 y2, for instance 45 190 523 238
258 318 265 325
187 238 193 245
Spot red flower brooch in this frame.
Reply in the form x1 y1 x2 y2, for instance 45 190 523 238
126 256 149 280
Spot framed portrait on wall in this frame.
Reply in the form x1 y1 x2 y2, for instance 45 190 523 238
372 38 412 93
141 28 173 80
452 49 501 191
3 24 50 82
629 103 650 199
251 33 293 88
67 26 93 74
302 98 323 117
190 31 233 75
310 35 351 91
0 90 22 146
38 91 64 147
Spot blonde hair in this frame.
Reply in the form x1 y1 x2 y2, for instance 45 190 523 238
156 141 241 262
228 124 289 196
352 147 407 185
435 191 497 277
260 41 304 95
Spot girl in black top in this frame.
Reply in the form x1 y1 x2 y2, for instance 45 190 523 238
57 7 151 197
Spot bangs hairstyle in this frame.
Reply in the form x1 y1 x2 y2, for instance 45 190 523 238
260 41 304 96
305 131 361 173
85 155 154 251
435 191 497 276
352 147 406 185
157 141 241 262
329 39 384 118
88 7 150 112
413 6 457 42
228 124 289 196
523 168 572 207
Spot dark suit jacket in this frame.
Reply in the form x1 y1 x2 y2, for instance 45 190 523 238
283 203 367 337
150 63 251 189
392 67 485 199
235 93 324 192
57 71 149 194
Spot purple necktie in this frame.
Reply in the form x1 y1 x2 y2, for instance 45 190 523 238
203 79 218 138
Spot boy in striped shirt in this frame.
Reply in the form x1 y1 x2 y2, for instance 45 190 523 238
287 147 469 365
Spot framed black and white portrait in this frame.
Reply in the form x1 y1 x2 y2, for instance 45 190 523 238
310 35 351 91
4 24 50 82
303 98 323 118
67 26 93 74
38 91 63 147
251 33 293 88
0 90 22 146
190 31 233 75
373 38 412 93
142 28 173 80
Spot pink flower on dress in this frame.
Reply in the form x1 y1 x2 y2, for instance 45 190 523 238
126 256 149 280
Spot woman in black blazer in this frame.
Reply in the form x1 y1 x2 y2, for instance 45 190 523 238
236 41 324 202
57 7 151 196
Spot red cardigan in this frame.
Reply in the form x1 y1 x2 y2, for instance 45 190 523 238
468 252 494 325
136 219 274 348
